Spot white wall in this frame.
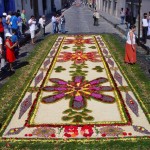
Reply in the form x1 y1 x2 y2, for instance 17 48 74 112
15 0 52 21
141 0 150 15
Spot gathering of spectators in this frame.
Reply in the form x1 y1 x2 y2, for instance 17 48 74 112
119 7 150 45
0 10 27 73
51 12 66 34
0 9 67 74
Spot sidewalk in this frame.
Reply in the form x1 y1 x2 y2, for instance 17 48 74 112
97 10 150 54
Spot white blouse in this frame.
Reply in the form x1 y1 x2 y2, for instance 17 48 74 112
126 31 136 45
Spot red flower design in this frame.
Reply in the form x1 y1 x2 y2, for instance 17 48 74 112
101 133 106 137
80 125 93 137
64 35 94 46
64 126 78 137
58 50 100 64
123 132 127 136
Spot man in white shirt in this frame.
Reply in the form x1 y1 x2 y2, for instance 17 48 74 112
51 14 56 33
142 13 148 44
28 16 36 44
38 15 46 36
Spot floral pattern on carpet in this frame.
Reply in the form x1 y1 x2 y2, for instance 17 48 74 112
1 35 150 140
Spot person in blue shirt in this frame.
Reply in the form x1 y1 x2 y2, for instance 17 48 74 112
10 12 19 35
11 30 20 58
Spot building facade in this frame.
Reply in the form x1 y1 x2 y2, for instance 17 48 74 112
0 0 15 16
15 0 52 20
0 0 52 20
96 0 150 18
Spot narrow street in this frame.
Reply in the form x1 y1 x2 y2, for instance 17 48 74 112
64 5 123 35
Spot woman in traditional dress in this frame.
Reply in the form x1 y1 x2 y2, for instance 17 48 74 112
5 32 17 71
125 25 136 64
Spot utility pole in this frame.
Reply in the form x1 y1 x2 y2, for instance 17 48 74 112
137 0 142 45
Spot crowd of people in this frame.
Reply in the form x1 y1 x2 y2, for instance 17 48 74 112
120 8 150 44
124 12 150 65
51 13 66 34
0 10 26 72
0 9 66 74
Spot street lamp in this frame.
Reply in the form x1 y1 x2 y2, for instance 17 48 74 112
137 0 142 45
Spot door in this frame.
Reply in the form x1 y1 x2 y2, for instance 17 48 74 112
33 0 39 18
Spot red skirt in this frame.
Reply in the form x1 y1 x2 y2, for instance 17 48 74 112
6 49 16 63
125 43 136 63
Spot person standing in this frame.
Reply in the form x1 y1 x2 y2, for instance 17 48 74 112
2 13 9 36
11 30 20 58
21 10 27 35
38 15 46 36
0 17 4 44
5 32 17 71
125 25 136 64
142 13 148 44
0 36 4 72
95 11 100 26
120 8 125 24
60 14 66 34
93 11 97 26
55 14 60 33
17 11 23 37
28 16 36 44
0 35 5 72
147 12 150 36
93 10 99 26
10 12 19 35
51 14 56 34
6 11 12 34
125 8 130 29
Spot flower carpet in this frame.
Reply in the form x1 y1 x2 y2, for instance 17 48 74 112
1 35 150 141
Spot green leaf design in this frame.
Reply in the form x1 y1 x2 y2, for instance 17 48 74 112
84 116 94 121
63 109 72 114
83 108 92 113
70 63 89 77
63 46 70 49
93 66 104 72
80 112 88 116
54 66 66 73
72 115 83 123
62 116 73 121
94 126 99 135
89 46 96 49
62 108 94 123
